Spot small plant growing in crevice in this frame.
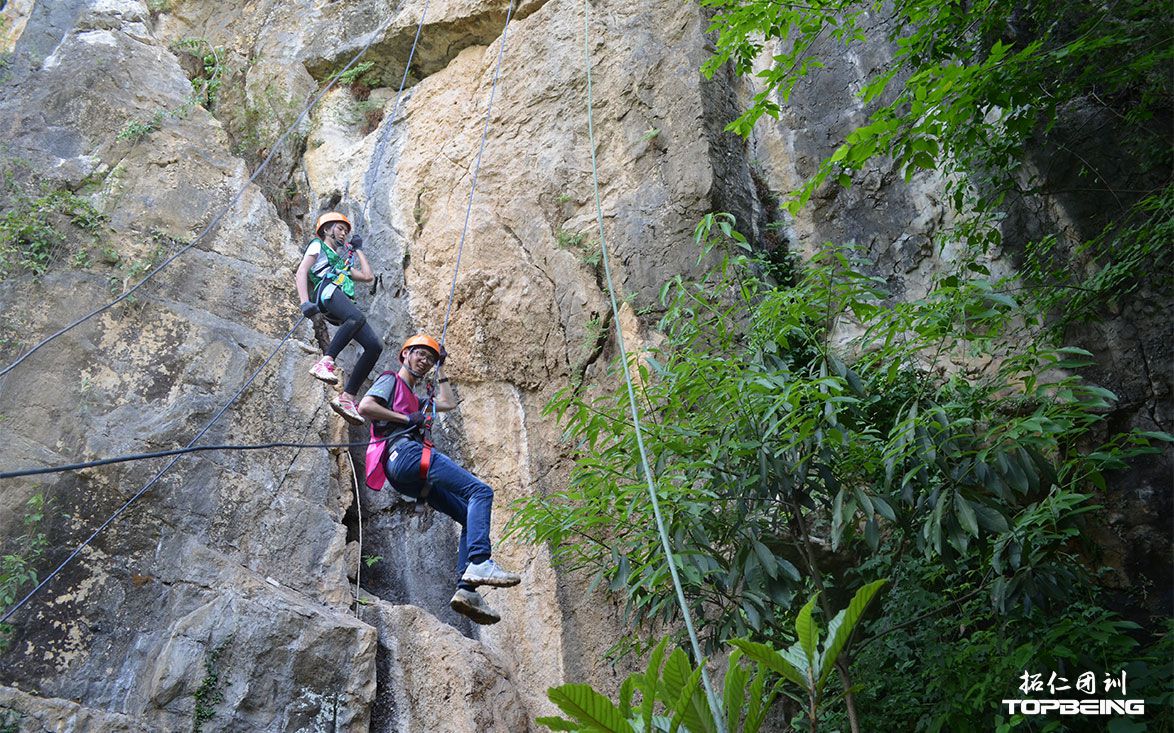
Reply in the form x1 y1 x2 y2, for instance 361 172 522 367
338 61 375 88
117 110 166 143
0 494 50 652
556 228 586 250
192 639 230 731
105 232 175 296
0 188 106 276
556 227 602 268
172 38 226 110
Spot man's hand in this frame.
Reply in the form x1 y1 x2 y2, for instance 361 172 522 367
406 410 427 428
437 344 448 367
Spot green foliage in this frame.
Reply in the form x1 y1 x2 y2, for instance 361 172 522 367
1021 185 1174 334
172 38 226 110
828 557 1173 732
192 640 229 731
734 580 886 730
508 225 1169 658
539 638 785 733
338 61 376 87
362 554 383 568
540 584 885 732
0 188 106 276
557 228 587 250
701 0 1170 215
0 494 49 651
556 228 602 268
117 110 166 143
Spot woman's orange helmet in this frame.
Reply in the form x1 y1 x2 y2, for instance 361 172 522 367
399 334 441 362
315 211 351 238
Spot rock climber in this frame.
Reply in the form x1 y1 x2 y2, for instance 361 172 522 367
295 211 382 425
359 333 521 625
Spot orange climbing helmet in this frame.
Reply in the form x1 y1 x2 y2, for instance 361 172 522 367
399 334 441 363
315 211 351 238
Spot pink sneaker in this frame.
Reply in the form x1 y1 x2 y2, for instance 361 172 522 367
330 395 365 425
309 357 339 385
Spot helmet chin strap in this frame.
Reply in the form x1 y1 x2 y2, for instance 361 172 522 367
402 349 428 379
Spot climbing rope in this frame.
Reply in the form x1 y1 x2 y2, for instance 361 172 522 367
346 449 364 619
580 2 726 729
361 0 432 229
438 0 516 346
0 317 305 627
0 10 421 380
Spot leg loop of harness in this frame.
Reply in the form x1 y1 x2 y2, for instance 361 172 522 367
418 417 434 501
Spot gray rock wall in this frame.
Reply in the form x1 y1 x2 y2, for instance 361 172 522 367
0 0 759 729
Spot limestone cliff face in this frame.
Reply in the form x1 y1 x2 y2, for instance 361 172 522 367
0 0 755 729
0 0 1167 731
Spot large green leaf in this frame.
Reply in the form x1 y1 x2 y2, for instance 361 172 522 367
728 639 807 688
667 664 710 733
547 684 638 733
537 716 585 731
816 579 888 688
640 639 670 730
722 649 748 732
660 648 694 708
796 595 819 671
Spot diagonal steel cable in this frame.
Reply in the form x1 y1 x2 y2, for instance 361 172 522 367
0 317 303 626
0 8 421 380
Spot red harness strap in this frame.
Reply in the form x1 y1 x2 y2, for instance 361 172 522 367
419 422 433 488
418 381 437 496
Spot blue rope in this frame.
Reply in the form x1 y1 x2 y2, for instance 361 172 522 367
361 0 433 226
439 0 516 346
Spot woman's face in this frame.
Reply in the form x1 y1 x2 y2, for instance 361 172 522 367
326 222 350 243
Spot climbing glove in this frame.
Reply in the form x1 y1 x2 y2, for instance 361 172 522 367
437 344 448 367
349 234 363 250
406 410 427 428
300 301 319 318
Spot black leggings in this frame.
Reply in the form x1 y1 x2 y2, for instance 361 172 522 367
321 290 383 395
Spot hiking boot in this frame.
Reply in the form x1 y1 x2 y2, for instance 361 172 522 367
450 588 500 625
461 559 521 588
330 395 365 426
309 357 339 385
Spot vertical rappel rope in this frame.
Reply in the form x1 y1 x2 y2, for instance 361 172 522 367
580 2 726 729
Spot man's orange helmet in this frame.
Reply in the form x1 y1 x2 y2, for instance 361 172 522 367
315 211 351 238
399 334 441 362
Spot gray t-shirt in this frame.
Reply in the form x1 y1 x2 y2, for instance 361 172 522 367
367 372 425 439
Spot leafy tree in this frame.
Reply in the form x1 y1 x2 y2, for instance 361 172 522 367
701 0 1171 216
509 224 1169 729
539 581 887 732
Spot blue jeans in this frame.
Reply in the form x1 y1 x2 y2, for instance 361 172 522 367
385 439 494 587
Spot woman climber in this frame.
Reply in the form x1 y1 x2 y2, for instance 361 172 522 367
295 211 382 425
359 334 522 625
